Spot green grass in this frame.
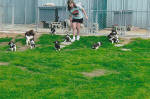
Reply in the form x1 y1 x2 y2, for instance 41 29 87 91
0 37 12 43
15 38 26 45
0 34 150 99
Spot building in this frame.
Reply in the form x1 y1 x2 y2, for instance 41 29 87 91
0 0 37 24
0 0 149 30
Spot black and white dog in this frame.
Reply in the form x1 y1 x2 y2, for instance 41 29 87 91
30 39 35 49
64 34 71 42
50 25 56 34
108 30 119 44
8 41 16 52
53 41 60 51
92 42 102 49
25 30 35 46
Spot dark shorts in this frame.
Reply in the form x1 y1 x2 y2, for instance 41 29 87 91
72 18 83 23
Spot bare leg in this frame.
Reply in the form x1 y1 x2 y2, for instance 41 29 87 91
76 23 81 40
77 23 81 36
72 22 77 37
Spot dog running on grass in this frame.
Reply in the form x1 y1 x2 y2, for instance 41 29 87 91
92 42 102 49
108 30 119 44
50 25 56 35
53 41 60 51
8 41 16 52
64 34 71 42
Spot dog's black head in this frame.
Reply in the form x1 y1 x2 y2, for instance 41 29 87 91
111 29 117 35
66 34 70 38
8 41 15 48
29 30 35 36
25 30 35 36
64 34 71 42
53 41 60 44
97 42 102 46
53 41 60 50
8 41 13 45
92 42 102 49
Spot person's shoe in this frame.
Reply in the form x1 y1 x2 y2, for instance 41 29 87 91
76 35 80 41
71 36 76 42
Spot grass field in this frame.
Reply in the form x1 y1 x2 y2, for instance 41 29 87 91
0 34 150 99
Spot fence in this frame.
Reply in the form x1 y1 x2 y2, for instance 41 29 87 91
36 0 150 37
88 0 150 37
36 0 92 34
0 0 150 37
0 0 37 33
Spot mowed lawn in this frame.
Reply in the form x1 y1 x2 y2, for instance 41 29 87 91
0 34 150 99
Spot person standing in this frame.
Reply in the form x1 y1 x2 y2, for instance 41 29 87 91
67 0 88 42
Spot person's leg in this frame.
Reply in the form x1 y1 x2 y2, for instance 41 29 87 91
76 23 81 40
72 22 77 42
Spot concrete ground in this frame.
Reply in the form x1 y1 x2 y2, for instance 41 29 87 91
0 24 150 38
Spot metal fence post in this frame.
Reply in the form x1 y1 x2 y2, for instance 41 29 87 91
146 0 150 37
36 0 39 33
12 5 15 24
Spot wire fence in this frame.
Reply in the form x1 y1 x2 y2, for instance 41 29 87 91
0 0 150 37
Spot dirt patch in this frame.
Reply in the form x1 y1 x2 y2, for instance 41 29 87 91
114 44 124 47
0 33 42 41
60 42 72 48
18 46 29 51
114 37 134 47
0 33 24 38
15 35 24 39
0 62 9 66
15 42 28 51
120 37 133 45
16 66 41 74
82 69 119 78
121 48 131 51
0 42 8 46
34 34 42 41
17 44 41 52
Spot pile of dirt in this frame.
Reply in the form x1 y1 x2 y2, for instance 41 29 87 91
82 69 119 78
121 48 131 51
120 37 133 45
60 42 72 48
0 62 9 66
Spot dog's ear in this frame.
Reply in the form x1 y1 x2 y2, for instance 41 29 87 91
25 31 29 34
29 30 33 33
